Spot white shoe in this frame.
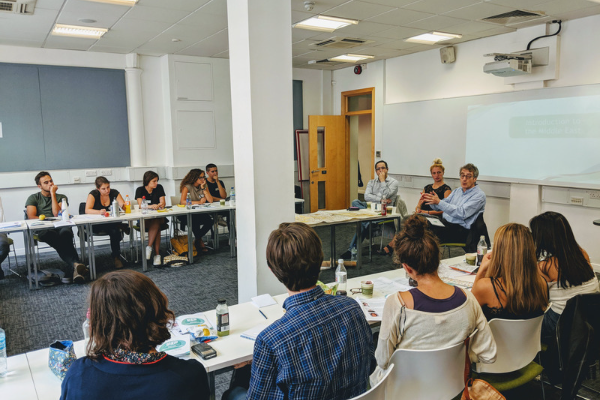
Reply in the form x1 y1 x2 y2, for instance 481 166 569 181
146 246 152 260
153 255 162 266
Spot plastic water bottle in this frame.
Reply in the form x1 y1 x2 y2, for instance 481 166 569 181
351 247 357 262
335 258 347 296
0 327 7 377
381 196 387 216
111 198 120 218
477 235 488 266
186 193 192 210
141 196 148 215
125 195 131 214
230 187 235 207
82 309 90 349
216 299 230 337
61 198 69 221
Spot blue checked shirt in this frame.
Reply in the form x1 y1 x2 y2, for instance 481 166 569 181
431 184 486 229
247 286 375 400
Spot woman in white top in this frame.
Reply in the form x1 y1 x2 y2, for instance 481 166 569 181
374 215 496 379
529 211 599 343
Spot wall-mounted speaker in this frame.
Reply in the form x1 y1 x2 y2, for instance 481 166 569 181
440 46 456 64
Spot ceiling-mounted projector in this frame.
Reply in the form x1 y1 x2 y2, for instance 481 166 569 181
483 59 532 77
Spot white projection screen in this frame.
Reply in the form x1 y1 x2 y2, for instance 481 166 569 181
383 83 600 188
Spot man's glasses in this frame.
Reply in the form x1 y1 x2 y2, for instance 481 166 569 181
460 174 474 179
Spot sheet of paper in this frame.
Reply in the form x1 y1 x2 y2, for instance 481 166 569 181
356 298 387 322
251 294 277 308
157 334 190 357
174 313 214 335
439 263 472 278
53 220 75 228
447 261 478 274
241 323 270 341
73 214 105 220
372 277 411 296
0 221 21 229
426 217 445 227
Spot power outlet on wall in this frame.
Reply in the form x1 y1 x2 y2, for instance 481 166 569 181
376 151 381 157
589 191 600 200
85 170 97 177
570 196 584 205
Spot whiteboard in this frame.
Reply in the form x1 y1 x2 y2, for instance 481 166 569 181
383 83 600 189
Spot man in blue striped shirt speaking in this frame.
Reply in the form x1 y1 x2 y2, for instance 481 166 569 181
421 163 486 244
223 222 375 400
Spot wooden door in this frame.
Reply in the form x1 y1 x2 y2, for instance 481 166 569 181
309 115 347 212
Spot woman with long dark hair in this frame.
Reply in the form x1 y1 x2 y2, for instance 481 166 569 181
60 270 209 400
472 223 548 320
529 211 599 341
135 171 167 266
179 169 214 253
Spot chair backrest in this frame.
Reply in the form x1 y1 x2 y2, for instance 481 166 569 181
465 212 490 253
396 198 408 217
475 315 544 374
79 202 86 215
387 341 465 400
350 364 394 400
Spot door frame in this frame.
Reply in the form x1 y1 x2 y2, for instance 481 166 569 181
341 87 375 204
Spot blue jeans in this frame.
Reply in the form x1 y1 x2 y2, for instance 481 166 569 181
221 387 247 400
541 308 561 345
348 200 371 250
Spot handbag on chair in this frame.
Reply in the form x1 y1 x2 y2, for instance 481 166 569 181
461 337 505 400
170 234 197 258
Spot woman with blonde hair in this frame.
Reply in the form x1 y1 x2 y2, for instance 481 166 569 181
379 158 451 256
472 223 548 320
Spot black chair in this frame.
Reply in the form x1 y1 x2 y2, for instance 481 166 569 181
440 212 490 257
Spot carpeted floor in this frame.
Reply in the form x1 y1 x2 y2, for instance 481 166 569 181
1 224 599 400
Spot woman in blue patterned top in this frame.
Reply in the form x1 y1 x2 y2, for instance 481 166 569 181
60 270 209 400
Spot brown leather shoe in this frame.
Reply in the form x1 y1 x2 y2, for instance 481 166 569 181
73 263 88 284
114 256 124 269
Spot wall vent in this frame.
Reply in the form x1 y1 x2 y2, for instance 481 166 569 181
481 9 546 25
0 0 36 14
311 37 374 49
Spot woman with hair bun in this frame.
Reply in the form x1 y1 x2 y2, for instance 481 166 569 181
60 270 209 400
373 215 496 375
379 158 451 256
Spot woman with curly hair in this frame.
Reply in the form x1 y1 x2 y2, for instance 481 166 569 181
179 168 214 253
60 270 209 400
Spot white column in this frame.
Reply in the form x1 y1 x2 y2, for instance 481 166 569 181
227 0 295 302
125 53 146 167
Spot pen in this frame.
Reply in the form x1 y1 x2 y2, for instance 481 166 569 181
259 310 267 319
449 266 473 274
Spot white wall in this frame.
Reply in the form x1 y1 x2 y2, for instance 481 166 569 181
332 15 600 266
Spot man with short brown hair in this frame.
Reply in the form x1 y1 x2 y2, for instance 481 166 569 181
223 222 375 400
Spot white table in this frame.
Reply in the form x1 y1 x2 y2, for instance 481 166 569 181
0 354 38 400
1 255 472 400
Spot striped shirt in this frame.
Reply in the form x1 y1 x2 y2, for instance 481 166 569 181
247 286 375 400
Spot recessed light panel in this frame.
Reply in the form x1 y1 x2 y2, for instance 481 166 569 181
83 0 138 5
294 15 359 32
329 54 374 62
405 32 462 45
52 24 108 39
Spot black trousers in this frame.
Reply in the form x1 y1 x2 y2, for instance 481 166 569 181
179 214 214 241
0 233 9 265
36 227 80 276
429 219 469 244
92 223 121 257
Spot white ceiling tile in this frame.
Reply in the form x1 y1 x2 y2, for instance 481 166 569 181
484 0 551 8
111 17 171 33
177 29 228 57
197 0 227 16
404 0 482 14
292 28 323 42
290 0 349 14
212 49 228 58
0 38 46 47
160 19 225 41
291 10 317 24
334 20 396 36
407 15 469 30
548 4 600 22
374 39 422 50
35 0 67 10
44 34 97 50
444 20 500 35
57 0 130 27
178 9 228 27
1 7 59 32
357 0 418 7
292 39 322 49
366 8 434 25
292 48 317 57
136 0 209 12
531 0 598 15
122 5 189 23
88 44 134 53
444 2 516 20
369 25 427 39
325 1 398 20
96 31 154 48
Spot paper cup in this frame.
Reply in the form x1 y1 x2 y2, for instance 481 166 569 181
465 253 477 265
220 199 225 206
361 280 374 298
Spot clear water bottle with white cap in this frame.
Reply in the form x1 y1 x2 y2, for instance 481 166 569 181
335 258 347 296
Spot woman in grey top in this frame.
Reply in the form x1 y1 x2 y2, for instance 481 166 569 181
179 169 214 254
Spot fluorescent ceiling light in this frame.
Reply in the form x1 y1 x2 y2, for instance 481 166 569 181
329 54 374 62
52 24 108 39
83 0 138 5
294 15 359 32
405 31 462 45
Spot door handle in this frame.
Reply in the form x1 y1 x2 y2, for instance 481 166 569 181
311 170 318 173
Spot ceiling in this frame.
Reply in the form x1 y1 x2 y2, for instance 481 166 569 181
1 0 599 70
